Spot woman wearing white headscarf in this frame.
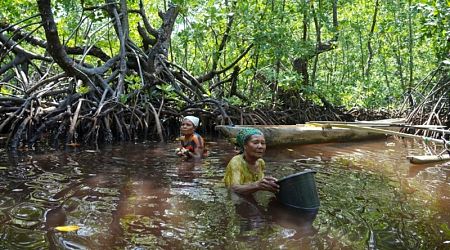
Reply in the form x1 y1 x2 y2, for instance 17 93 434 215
176 116 208 160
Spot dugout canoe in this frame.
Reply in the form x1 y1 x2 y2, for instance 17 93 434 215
215 118 405 146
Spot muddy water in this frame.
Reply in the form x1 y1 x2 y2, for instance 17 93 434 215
0 137 448 249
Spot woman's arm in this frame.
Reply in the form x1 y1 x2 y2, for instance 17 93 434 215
231 177 279 195
187 146 203 160
189 134 205 160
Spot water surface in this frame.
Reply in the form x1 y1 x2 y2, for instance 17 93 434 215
0 137 448 249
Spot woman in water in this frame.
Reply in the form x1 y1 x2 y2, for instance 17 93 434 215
223 128 279 195
176 116 207 160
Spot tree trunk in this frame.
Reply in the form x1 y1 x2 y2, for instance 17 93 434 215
365 0 379 78
407 0 415 107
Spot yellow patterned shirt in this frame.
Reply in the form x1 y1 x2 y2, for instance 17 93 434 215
224 154 265 187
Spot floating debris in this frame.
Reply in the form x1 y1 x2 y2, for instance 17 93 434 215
55 225 80 232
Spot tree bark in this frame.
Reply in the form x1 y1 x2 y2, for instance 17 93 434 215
292 0 338 85
365 0 379 78
37 0 85 79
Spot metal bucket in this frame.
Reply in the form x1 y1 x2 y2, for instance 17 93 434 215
276 170 320 210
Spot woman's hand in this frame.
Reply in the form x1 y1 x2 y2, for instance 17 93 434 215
230 177 279 195
256 177 279 193
175 148 190 157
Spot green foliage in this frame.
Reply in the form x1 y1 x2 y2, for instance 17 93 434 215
119 94 128 104
223 96 243 106
440 223 450 238
156 83 174 95
2 0 447 111
0 86 12 96
155 84 184 107
76 85 90 95
0 0 37 22
125 74 142 91
414 1 450 62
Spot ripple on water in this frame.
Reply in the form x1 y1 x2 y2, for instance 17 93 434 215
67 209 113 237
0 196 15 211
120 214 162 247
48 232 96 249
411 166 448 196
39 171 67 181
170 187 215 202
25 180 64 193
30 189 62 205
9 202 44 227
61 197 81 212
0 211 9 224
24 172 67 190
2 225 48 249
0 139 447 249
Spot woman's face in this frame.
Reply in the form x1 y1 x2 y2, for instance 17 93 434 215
244 134 266 159
180 119 195 135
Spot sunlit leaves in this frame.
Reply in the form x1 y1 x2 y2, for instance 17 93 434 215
76 84 90 95
125 74 142 91
1 0 445 111
0 0 37 22
414 1 450 61
156 84 182 104
224 96 243 106
0 86 13 96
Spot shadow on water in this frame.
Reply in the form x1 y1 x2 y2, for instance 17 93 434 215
0 137 449 249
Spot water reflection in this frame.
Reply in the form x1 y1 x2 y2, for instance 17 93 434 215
0 196 15 210
268 200 318 237
0 138 448 248
47 232 96 250
232 192 317 239
2 225 47 249
9 202 44 228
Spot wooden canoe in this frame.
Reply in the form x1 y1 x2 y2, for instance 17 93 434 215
215 119 405 146
407 154 450 164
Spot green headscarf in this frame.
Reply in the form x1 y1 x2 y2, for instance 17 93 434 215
236 128 264 151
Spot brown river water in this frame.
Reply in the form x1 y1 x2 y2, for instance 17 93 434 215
0 137 449 249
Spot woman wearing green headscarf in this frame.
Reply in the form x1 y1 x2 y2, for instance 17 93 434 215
223 128 279 195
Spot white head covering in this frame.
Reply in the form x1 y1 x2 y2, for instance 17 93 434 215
183 116 200 127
